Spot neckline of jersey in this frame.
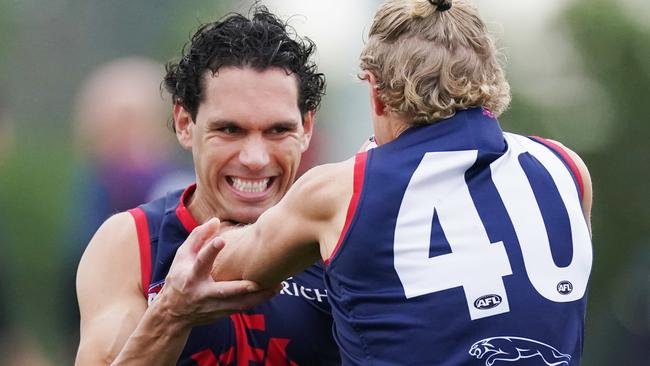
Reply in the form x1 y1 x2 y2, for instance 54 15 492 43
176 184 200 233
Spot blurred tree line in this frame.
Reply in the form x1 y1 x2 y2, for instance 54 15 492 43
567 0 649 363
0 0 647 364
503 0 649 363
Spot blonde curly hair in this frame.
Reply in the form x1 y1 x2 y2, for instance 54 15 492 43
360 0 511 124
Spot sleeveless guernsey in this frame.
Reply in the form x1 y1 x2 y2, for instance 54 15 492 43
129 186 340 366
326 108 592 365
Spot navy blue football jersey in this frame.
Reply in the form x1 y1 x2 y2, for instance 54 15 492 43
129 186 340 366
325 108 592 365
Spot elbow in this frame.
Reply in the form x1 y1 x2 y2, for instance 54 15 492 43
210 243 243 282
210 224 266 283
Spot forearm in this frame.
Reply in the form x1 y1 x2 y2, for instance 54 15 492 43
213 218 320 288
213 165 346 287
111 300 191 366
212 225 260 281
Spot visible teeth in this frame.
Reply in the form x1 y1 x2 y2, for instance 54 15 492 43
231 177 270 193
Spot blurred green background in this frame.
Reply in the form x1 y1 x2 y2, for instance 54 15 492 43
0 0 647 364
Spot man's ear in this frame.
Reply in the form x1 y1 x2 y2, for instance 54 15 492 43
173 103 194 150
363 71 386 117
300 110 314 153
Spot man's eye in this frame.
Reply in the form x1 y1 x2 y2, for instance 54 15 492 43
269 127 290 134
218 126 240 134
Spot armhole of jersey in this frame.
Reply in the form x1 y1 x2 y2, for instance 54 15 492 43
529 136 585 202
128 208 152 298
325 151 368 266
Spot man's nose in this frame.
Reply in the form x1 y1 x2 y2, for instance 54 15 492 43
238 136 270 171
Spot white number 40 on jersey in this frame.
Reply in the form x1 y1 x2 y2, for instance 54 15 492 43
393 134 592 320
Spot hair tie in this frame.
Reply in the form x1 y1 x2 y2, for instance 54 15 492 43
428 0 452 12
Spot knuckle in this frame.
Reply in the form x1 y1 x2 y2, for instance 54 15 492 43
188 225 207 239
214 287 225 298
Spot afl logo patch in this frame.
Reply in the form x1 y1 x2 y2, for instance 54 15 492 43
474 294 502 310
557 281 573 295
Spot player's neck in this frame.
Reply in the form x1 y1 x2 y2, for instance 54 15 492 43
374 114 410 145
184 185 227 225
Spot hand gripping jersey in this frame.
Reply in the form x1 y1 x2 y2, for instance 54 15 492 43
325 108 592 366
129 186 340 366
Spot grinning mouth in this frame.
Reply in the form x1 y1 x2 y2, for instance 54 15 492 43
227 176 273 193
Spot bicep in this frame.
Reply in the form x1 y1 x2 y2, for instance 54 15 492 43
76 301 147 365
76 213 146 364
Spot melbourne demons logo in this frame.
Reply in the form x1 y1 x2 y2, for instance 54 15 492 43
147 281 165 305
469 337 571 366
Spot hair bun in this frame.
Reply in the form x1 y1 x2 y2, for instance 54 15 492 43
428 0 452 12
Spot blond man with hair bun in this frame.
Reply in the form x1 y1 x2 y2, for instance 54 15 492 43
210 0 594 364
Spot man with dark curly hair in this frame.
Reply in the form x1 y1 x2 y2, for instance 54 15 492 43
76 6 339 365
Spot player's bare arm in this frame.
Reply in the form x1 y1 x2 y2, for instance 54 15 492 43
76 212 146 365
76 215 275 365
211 158 355 287
547 139 593 232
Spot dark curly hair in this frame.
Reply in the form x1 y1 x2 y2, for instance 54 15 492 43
164 5 326 124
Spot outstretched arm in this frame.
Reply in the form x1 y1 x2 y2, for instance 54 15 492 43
211 159 355 288
76 215 276 365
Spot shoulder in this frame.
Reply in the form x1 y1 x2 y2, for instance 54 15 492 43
544 139 592 194
296 158 355 193
284 158 356 221
77 212 142 296
542 139 593 229
82 212 139 258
